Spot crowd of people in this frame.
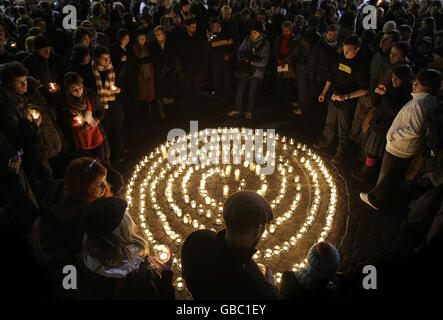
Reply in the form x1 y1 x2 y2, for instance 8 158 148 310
1 0 443 300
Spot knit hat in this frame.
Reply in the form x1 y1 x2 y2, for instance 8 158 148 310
223 191 274 230
306 241 340 279
34 35 51 50
85 197 127 237
251 21 264 34
393 40 411 57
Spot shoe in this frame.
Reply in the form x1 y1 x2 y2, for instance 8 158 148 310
245 112 252 119
360 192 379 210
227 110 240 117
292 107 303 115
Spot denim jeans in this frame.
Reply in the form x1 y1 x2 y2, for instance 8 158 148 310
234 77 260 113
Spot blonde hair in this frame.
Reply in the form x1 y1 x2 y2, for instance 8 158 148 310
83 213 149 268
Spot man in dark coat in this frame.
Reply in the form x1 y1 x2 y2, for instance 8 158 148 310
23 35 66 97
306 24 338 117
177 18 207 106
181 191 281 300
207 17 234 100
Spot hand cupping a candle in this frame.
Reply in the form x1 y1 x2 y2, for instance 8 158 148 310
27 108 42 126
111 84 121 94
149 244 173 272
48 82 60 94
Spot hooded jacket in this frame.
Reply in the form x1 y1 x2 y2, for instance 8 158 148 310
386 92 438 158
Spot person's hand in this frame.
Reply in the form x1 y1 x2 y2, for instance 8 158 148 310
150 255 173 272
34 114 42 127
111 85 121 94
121 55 127 62
318 93 326 102
375 84 387 95
264 265 275 285
334 94 346 101
223 54 230 61
8 157 21 174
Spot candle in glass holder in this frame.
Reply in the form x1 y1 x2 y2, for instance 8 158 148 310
111 84 118 92
29 109 40 120
234 169 240 181
190 200 196 208
161 146 167 159
223 185 229 198
255 164 261 176
10 41 17 48
155 244 171 263
225 165 231 176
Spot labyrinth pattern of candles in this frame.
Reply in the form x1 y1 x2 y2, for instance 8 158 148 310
125 127 338 299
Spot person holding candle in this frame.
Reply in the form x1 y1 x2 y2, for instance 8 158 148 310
0 61 63 189
78 197 175 300
181 190 281 299
22 35 65 97
89 45 126 163
56 72 110 166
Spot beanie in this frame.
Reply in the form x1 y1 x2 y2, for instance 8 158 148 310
34 35 51 50
85 197 127 238
306 241 340 279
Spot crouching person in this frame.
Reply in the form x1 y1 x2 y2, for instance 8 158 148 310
181 191 281 300
79 197 175 300
280 241 341 299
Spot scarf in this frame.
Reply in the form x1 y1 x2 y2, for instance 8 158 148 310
67 93 97 128
84 245 144 279
323 34 337 48
245 33 264 56
280 34 291 56
92 60 116 109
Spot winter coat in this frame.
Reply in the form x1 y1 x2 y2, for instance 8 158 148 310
307 36 338 84
370 48 391 91
0 77 63 162
369 85 412 134
132 42 156 102
274 34 297 78
181 229 281 300
79 256 175 300
150 36 178 98
295 27 322 65
236 35 271 80
23 51 66 91
386 92 438 159
177 31 207 73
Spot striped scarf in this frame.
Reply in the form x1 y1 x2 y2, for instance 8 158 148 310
92 60 116 109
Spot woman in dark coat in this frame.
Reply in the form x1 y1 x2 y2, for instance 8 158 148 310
355 64 413 183
150 26 178 119
79 197 175 300
67 45 95 91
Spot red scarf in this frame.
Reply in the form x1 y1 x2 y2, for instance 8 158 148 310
279 34 291 57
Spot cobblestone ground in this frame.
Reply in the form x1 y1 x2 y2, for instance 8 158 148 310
116 87 432 298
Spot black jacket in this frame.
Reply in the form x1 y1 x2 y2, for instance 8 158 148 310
23 51 66 91
177 30 207 72
307 37 338 83
181 229 281 300
79 258 175 300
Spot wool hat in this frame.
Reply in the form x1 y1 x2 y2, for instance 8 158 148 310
306 241 340 280
85 197 127 237
251 21 264 34
134 27 147 38
383 21 397 33
223 191 273 230
34 35 51 50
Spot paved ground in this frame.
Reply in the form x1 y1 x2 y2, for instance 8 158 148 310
114 86 429 297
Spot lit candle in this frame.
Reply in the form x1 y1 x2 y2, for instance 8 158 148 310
225 165 231 176
243 160 249 168
155 244 171 263
111 84 118 92
223 185 229 198
234 169 240 181
29 109 40 120
161 146 167 159
191 200 196 208
249 162 256 172
10 41 17 48
255 164 261 175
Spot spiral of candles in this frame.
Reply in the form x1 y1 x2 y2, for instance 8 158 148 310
125 127 338 298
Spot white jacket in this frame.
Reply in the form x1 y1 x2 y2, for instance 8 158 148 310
386 92 438 158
